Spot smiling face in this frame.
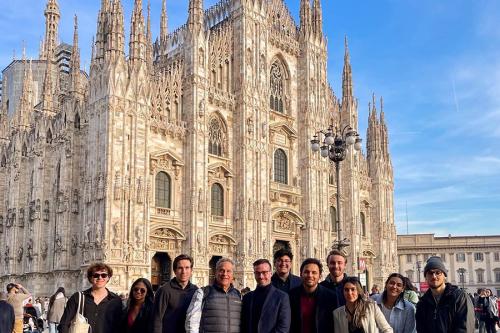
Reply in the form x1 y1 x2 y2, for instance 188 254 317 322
344 282 360 304
216 261 234 290
254 262 272 287
327 254 346 281
301 263 321 290
385 276 404 299
131 281 147 303
90 270 110 289
274 255 292 276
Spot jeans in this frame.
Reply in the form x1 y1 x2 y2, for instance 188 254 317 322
49 322 59 333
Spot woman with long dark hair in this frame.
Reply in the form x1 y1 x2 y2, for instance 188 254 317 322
47 287 66 333
333 276 393 333
374 273 416 333
122 278 154 333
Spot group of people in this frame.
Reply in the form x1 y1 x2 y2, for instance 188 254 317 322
0 250 485 333
475 287 499 333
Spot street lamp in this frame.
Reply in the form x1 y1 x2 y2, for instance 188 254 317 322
457 268 467 289
416 261 422 291
310 125 362 252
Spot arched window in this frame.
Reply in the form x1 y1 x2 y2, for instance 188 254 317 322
211 183 224 216
360 212 366 237
155 172 171 208
74 113 81 129
274 149 288 184
208 117 225 156
269 60 286 113
330 206 337 232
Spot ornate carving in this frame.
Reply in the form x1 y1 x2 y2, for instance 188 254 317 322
26 239 34 260
40 241 48 260
72 190 79 213
135 225 143 247
114 171 122 200
43 201 50 222
112 220 121 247
71 235 78 256
136 177 144 204
16 246 23 262
275 212 292 231
152 228 177 238
18 208 25 227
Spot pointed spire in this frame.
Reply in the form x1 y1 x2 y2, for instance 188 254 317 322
70 15 81 93
17 59 34 129
342 36 353 103
188 0 204 34
42 56 55 115
129 0 146 64
160 0 168 52
146 0 153 68
312 0 323 37
107 0 125 60
41 0 60 61
300 0 311 34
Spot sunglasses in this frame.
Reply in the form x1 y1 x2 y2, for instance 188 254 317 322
133 287 146 294
92 273 109 279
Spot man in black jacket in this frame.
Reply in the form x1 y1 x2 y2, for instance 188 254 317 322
271 248 302 293
242 258 291 333
415 256 475 333
152 254 198 333
0 291 15 333
319 249 348 306
288 258 338 333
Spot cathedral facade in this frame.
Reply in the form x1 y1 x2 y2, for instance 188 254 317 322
0 0 397 294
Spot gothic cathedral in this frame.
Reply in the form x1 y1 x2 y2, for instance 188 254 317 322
0 0 397 294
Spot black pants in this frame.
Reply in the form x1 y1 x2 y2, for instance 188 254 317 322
484 318 497 333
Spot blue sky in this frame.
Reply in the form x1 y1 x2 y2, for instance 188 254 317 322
1 0 499 236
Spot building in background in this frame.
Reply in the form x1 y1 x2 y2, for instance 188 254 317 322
398 234 500 296
0 0 396 294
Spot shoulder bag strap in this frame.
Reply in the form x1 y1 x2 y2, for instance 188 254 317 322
80 292 85 316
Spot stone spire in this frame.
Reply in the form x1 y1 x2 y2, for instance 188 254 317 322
300 0 312 35
312 0 323 37
129 0 146 64
94 0 110 61
342 36 353 105
17 59 34 129
107 0 125 60
379 97 390 159
146 0 153 68
366 94 380 161
70 15 81 93
160 0 168 51
42 56 55 116
41 0 60 60
188 0 204 34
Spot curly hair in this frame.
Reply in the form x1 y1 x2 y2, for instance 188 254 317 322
86 262 113 282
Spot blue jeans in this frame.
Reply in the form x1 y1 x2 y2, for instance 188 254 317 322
49 322 59 333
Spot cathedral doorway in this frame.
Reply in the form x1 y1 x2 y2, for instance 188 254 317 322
209 255 222 284
151 252 172 291
273 240 291 255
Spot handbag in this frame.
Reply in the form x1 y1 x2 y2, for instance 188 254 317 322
68 292 91 333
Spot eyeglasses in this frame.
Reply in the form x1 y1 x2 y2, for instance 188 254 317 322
277 259 291 264
92 273 109 279
254 271 270 276
133 287 146 294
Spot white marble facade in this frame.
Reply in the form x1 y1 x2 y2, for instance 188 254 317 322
0 0 396 294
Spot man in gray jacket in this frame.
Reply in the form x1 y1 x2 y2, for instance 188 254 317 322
153 254 198 333
185 257 242 333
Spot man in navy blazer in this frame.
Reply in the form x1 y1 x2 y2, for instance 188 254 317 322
288 258 338 333
241 258 291 333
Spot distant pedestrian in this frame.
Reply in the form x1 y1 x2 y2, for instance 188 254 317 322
5 282 31 333
402 277 419 305
58 262 123 333
370 284 381 298
271 248 301 293
121 278 154 333
333 276 393 333
241 258 291 333
289 258 338 333
47 287 66 333
152 254 198 333
0 291 15 333
415 256 474 332
374 273 416 333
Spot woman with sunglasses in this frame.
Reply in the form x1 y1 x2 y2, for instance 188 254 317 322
121 278 154 333
333 276 393 333
58 262 123 333
374 273 416 333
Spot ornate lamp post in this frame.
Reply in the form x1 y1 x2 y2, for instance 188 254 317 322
416 260 422 291
310 125 362 251
457 267 467 289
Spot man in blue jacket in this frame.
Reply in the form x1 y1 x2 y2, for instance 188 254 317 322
242 259 291 333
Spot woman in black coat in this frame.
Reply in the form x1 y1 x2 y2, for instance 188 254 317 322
122 278 154 333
